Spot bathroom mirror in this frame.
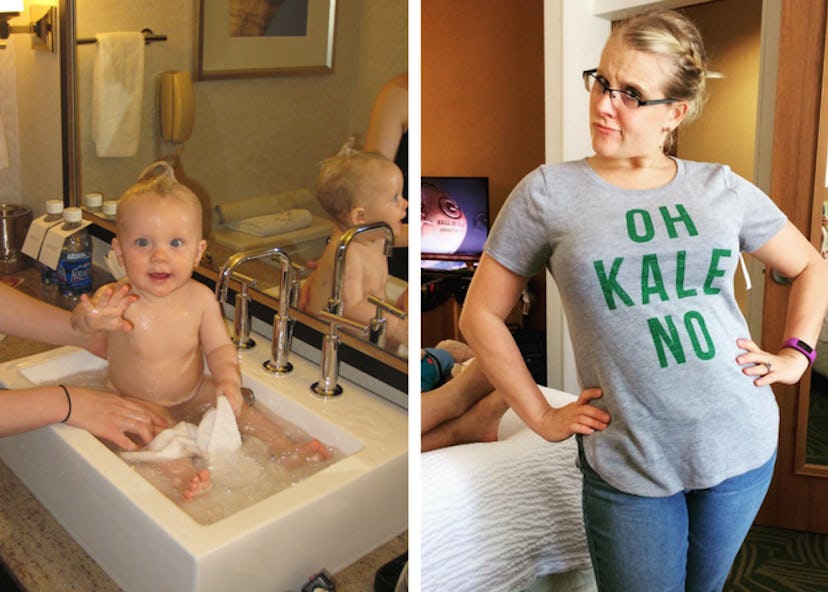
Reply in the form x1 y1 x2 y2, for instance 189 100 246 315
59 0 408 383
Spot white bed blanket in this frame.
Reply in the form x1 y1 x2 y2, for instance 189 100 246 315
421 387 592 592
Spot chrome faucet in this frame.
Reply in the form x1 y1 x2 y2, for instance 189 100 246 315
215 246 296 374
326 222 394 315
311 310 369 398
310 222 394 397
367 294 407 349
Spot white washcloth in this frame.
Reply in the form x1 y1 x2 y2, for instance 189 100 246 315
421 386 592 592
227 208 313 237
121 396 242 465
92 32 145 158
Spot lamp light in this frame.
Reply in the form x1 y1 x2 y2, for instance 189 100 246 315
0 1 24 13
0 3 56 52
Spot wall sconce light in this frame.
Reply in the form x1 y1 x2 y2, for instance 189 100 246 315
0 3 56 52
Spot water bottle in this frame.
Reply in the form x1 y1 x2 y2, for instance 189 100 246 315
40 199 64 289
56 207 92 307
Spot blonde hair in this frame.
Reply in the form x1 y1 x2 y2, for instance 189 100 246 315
614 10 709 151
315 141 390 225
116 160 203 235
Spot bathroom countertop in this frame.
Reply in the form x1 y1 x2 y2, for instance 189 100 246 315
0 265 407 591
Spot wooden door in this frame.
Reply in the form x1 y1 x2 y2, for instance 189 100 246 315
755 0 828 534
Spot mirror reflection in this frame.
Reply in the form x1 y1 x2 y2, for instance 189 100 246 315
72 0 408 360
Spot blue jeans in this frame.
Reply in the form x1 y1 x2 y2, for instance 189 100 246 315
578 439 776 592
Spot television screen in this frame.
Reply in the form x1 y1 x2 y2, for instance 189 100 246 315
421 176 489 271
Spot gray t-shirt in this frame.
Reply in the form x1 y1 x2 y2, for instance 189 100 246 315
486 158 786 496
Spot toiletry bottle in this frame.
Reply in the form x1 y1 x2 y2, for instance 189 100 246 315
40 199 65 290
83 191 103 214
56 207 92 308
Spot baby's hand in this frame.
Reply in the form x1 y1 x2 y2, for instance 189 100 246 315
72 283 137 334
216 380 244 417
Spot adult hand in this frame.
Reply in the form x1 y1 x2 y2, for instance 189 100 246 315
736 337 810 386
536 388 610 442
65 386 168 451
71 283 137 335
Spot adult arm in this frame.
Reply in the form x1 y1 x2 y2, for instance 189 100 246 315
736 220 828 385
364 73 408 161
459 253 609 441
0 384 167 450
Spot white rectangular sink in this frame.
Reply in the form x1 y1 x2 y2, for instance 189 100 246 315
0 341 407 592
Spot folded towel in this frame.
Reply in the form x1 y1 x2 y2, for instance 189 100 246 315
227 208 313 237
213 188 314 226
92 32 145 158
121 396 242 465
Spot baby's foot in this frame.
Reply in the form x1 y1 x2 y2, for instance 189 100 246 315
298 439 331 462
281 439 331 468
180 469 212 500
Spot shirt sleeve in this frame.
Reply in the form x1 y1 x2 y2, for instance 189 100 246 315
484 167 554 278
724 166 787 253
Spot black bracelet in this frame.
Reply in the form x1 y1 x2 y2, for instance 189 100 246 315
59 384 72 423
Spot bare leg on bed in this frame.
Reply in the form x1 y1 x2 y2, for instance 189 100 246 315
422 389 509 452
421 358 493 432
421 359 510 452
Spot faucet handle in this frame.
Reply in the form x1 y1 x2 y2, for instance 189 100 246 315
367 295 407 320
317 310 370 336
230 270 257 288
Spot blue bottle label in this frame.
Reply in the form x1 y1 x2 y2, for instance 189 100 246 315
57 253 92 292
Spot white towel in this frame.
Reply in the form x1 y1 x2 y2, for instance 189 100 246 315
92 32 145 158
227 208 313 237
121 396 242 465
213 188 314 226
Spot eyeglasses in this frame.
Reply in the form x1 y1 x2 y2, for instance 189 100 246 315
582 69 676 109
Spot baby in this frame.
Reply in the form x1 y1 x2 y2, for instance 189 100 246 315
301 148 408 349
82 161 328 499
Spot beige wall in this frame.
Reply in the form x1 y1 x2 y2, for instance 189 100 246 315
677 0 762 181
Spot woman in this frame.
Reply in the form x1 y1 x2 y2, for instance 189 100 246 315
459 10 828 591
0 282 166 450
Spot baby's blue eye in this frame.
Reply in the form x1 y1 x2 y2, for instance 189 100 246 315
170 238 183 248
134 238 149 247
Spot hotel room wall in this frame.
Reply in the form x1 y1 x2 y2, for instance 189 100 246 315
422 0 546 336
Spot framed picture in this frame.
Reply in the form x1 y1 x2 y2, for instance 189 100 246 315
195 0 337 80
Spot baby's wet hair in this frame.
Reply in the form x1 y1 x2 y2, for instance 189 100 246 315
117 160 203 233
315 141 390 225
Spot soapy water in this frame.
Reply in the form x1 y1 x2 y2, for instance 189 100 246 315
54 368 343 525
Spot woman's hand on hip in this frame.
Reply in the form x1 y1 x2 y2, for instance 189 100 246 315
537 388 610 442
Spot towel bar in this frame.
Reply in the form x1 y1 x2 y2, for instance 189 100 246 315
77 28 166 45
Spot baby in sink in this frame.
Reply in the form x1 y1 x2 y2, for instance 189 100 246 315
76 161 329 499
300 146 409 350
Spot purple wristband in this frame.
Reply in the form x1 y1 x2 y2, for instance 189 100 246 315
781 338 816 366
